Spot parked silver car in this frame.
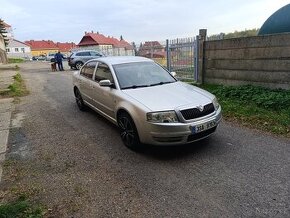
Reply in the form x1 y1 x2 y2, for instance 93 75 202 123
72 56 222 149
46 53 56 62
68 50 104 70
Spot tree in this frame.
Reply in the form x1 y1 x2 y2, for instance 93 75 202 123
0 19 9 46
208 28 260 40
132 42 137 55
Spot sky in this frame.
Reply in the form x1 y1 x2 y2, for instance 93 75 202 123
0 0 289 44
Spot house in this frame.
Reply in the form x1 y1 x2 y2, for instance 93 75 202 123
77 31 134 56
2 21 13 39
0 34 7 63
6 39 32 59
0 20 10 63
25 40 59 56
119 38 134 56
56 42 76 56
138 41 165 58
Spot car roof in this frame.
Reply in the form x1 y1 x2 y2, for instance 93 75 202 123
90 56 153 65
74 50 98 53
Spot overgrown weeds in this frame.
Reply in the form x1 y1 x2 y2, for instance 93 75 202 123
0 195 44 218
197 84 290 137
0 73 29 97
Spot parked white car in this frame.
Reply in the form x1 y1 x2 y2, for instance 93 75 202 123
72 56 222 149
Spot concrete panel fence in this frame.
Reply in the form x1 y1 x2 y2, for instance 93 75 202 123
201 32 290 89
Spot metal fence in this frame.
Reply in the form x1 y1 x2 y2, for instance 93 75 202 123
167 37 197 81
137 37 198 82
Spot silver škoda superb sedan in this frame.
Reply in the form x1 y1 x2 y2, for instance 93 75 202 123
73 56 222 149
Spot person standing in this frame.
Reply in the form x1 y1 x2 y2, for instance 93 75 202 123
54 51 65 71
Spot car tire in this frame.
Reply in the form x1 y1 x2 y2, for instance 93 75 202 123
74 88 87 111
75 62 83 70
117 112 141 150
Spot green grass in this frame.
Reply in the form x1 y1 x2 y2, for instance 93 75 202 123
197 84 290 137
8 58 24 64
0 196 44 218
0 73 29 98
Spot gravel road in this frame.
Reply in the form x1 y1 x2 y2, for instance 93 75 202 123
2 62 290 217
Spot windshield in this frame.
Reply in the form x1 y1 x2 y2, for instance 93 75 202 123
113 62 176 89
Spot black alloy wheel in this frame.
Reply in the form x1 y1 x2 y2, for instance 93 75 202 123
118 113 140 149
75 62 83 70
75 89 86 111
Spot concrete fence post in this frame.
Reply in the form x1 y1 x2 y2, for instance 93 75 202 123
197 29 207 84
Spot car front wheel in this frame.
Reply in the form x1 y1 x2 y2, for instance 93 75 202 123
117 112 140 149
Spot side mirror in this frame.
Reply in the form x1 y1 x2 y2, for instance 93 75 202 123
99 79 113 87
170 71 177 77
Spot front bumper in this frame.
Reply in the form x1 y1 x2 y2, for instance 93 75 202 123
139 107 222 145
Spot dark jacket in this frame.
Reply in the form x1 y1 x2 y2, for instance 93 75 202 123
54 53 64 63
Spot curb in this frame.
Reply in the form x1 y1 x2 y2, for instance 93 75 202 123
0 98 14 182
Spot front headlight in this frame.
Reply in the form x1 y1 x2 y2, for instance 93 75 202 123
213 97 220 110
147 111 178 123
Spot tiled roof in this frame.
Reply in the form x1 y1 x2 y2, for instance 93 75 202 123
3 21 11 28
25 40 58 50
119 39 133 50
56 42 76 52
141 41 164 49
78 32 112 46
108 37 123 48
78 32 133 49
8 39 31 47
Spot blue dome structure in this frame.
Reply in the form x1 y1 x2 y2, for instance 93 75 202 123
258 4 290 35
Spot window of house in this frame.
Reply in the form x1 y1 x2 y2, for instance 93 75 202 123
21 48 25 53
6 48 10 52
15 48 19 52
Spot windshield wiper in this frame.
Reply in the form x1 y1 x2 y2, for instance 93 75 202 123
149 81 174 87
122 85 149 90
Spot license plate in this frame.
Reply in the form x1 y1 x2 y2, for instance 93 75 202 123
191 121 216 134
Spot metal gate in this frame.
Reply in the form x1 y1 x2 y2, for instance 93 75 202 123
166 37 198 82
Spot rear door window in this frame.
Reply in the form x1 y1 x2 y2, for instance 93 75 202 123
76 52 91 56
80 61 97 79
90 51 102 57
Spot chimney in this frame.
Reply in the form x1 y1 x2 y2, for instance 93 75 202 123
91 30 94 33
85 31 87 34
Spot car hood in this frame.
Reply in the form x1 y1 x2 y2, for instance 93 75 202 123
123 81 214 111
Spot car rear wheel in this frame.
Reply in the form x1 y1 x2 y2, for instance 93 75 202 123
75 62 83 70
117 112 140 150
74 88 86 111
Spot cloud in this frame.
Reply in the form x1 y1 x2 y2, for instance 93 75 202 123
0 0 289 44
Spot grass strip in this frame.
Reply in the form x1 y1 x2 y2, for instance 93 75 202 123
0 73 29 98
8 58 24 64
0 196 43 218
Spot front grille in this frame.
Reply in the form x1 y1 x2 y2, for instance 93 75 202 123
187 126 217 142
180 103 215 120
